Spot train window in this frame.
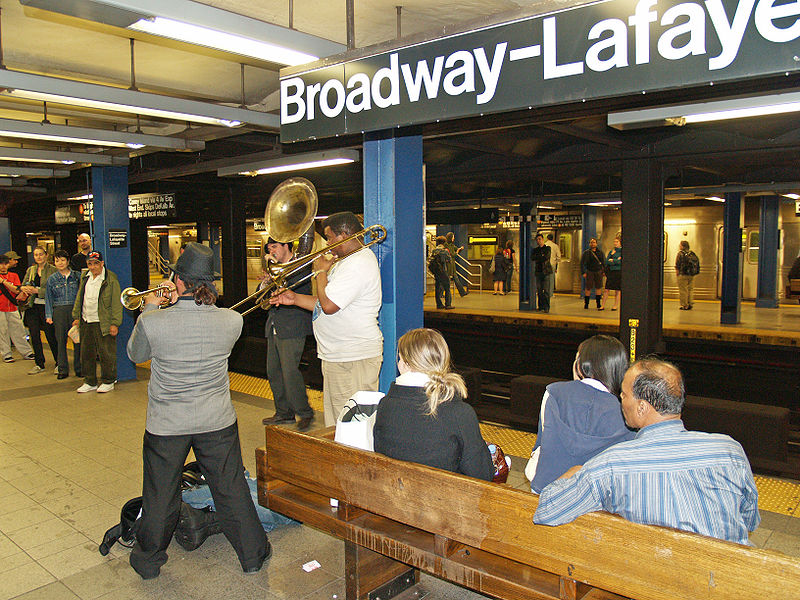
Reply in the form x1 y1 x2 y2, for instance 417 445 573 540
747 231 759 264
558 234 571 261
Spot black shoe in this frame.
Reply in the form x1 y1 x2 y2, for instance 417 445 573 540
174 502 222 551
262 415 295 426
444 305 455 309
57 373 68 380
243 540 272 574
687 305 693 310
297 416 314 432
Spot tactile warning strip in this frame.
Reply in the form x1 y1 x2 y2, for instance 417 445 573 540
164 369 800 519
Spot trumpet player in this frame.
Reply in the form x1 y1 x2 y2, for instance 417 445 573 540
260 238 315 431
270 212 383 426
72 251 122 393
126 242 270 579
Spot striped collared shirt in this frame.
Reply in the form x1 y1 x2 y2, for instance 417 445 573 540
533 420 760 545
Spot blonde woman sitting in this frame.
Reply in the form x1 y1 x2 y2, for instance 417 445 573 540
373 328 494 481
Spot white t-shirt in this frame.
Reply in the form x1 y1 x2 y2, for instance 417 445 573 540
313 247 383 362
82 267 105 323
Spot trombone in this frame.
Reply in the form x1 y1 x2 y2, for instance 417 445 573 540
120 285 174 310
232 224 387 316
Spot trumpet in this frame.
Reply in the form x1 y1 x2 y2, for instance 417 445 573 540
232 224 387 316
120 285 174 310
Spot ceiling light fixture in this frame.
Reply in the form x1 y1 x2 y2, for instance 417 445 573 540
21 0 345 66
782 193 800 200
706 196 726 202
584 201 622 207
609 91 800 130
0 147 128 166
217 149 360 177
0 165 70 178
0 117 205 151
0 70 277 128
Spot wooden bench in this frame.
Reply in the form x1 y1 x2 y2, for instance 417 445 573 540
256 425 800 600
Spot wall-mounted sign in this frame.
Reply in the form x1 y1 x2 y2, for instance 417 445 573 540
539 213 583 228
55 192 177 224
281 0 800 141
108 229 128 248
796 200 800 216
253 220 267 231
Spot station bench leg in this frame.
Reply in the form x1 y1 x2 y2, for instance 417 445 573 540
344 540 418 600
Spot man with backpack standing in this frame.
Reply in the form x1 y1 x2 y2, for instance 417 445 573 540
429 236 454 309
675 240 700 310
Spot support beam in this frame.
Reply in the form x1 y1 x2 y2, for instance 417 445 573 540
518 203 534 311
363 130 424 392
720 192 743 324
620 159 664 359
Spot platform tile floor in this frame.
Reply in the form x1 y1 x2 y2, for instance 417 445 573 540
1 358 800 599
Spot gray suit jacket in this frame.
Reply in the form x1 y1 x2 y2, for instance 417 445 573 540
127 297 243 436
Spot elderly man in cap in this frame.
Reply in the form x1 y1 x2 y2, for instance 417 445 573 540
260 238 315 431
126 242 270 579
534 358 760 545
72 251 122 393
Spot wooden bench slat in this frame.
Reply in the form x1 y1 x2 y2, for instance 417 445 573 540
261 426 800 600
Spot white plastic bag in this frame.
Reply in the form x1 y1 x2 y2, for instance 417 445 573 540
334 391 385 452
67 324 80 344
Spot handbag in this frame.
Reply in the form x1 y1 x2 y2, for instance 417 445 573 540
489 257 495 274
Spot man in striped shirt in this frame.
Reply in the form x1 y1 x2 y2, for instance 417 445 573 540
533 359 760 545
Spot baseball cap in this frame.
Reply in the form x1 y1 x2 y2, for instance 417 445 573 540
86 251 103 262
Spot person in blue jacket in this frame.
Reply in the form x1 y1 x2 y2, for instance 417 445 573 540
526 334 634 493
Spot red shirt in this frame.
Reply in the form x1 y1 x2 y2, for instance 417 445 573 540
0 272 20 312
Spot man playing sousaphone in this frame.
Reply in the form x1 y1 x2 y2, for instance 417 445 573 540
270 212 383 426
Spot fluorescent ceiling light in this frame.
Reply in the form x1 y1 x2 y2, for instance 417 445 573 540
0 147 128 166
0 70 277 128
218 149 360 177
21 0 345 66
68 194 93 201
706 196 726 202
665 219 697 225
584 201 622 206
609 91 800 130
0 117 204 151
782 193 800 200
0 165 69 178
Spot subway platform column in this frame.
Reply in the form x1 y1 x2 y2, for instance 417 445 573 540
90 166 135 381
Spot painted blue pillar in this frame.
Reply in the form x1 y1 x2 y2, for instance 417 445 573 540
581 207 600 299
518 203 534 310
364 130 425 393
720 192 743 324
91 166 135 381
756 195 780 308
0 218 10 255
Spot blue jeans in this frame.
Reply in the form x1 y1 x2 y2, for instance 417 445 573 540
434 274 451 308
535 273 552 312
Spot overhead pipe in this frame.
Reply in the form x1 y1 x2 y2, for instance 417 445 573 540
346 0 355 50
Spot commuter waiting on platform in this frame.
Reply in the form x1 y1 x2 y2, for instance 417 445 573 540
492 245 508 295
19 246 58 374
526 335 634 493
580 238 605 310
602 233 622 311
531 233 553 312
429 236 454 309
534 359 760 545
789 252 800 304
445 232 469 297
503 240 518 294
373 328 494 481
675 240 700 310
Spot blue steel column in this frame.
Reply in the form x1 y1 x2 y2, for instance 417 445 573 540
91 166 135 381
518 203 533 310
720 192 743 324
581 206 599 300
756 195 779 309
0 217 9 254
363 130 424 393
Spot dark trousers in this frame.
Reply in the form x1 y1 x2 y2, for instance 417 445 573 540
453 273 469 296
52 305 80 376
434 273 451 308
24 304 57 368
266 330 312 420
80 320 116 385
535 273 552 312
130 422 267 578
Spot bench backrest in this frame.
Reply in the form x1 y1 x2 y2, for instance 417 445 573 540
263 425 800 600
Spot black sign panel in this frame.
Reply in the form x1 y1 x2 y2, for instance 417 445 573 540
539 213 584 227
108 229 128 248
281 0 800 141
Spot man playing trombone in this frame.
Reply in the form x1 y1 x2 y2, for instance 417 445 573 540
270 212 383 426
260 237 315 431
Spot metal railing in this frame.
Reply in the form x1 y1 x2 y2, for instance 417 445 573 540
454 254 482 293
147 241 171 276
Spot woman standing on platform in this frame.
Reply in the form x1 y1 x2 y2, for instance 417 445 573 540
19 246 58 374
525 335 634 493
492 246 508 295
45 250 81 379
602 233 622 311
373 328 494 481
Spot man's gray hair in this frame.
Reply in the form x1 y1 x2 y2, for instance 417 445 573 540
631 358 685 415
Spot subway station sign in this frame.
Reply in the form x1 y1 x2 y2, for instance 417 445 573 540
280 0 800 141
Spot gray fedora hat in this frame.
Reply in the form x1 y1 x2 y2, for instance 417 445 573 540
169 242 220 281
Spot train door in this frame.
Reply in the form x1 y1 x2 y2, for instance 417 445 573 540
554 229 578 293
715 226 759 299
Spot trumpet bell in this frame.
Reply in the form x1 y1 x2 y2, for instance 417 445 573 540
264 177 318 243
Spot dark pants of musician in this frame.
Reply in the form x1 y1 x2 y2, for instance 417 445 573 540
130 422 268 579
267 330 313 420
